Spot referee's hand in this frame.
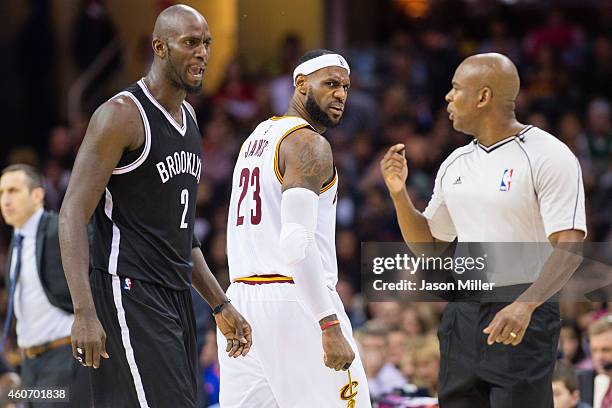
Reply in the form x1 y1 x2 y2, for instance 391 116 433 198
215 303 252 358
482 302 536 346
381 144 408 195
71 311 109 369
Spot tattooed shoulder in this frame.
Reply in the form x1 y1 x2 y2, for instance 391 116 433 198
281 128 333 193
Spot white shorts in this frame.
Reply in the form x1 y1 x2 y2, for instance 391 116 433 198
217 281 371 408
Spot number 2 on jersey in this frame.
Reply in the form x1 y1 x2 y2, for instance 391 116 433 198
180 189 189 229
236 167 262 226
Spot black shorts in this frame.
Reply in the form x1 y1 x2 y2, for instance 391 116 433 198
90 270 198 408
437 301 561 408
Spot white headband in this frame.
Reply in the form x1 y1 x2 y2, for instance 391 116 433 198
292 54 350 86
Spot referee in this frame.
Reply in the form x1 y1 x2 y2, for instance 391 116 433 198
380 53 586 407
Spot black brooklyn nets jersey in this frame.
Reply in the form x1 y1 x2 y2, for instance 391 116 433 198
92 79 202 290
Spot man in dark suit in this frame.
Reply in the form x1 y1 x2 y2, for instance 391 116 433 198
0 164 90 407
577 314 612 407
578 368 596 407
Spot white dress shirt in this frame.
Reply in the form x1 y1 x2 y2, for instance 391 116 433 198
11 208 73 348
594 373 610 408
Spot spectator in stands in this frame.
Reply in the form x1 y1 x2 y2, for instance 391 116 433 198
268 33 302 115
560 320 587 366
578 314 612 407
553 360 591 408
212 58 259 126
367 302 402 331
336 276 367 329
357 327 406 400
387 329 408 369
411 336 440 398
400 305 426 336
584 99 612 174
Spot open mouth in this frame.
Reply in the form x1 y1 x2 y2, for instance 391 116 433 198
329 106 344 114
188 65 204 79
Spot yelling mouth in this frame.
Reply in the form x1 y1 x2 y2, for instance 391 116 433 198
188 65 204 79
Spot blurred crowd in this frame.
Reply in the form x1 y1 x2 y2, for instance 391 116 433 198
1 1 612 407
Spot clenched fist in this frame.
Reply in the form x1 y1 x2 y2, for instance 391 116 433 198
380 144 408 195
322 324 355 371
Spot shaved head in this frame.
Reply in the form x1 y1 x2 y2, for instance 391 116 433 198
458 53 520 110
445 53 524 137
153 4 207 42
148 4 210 94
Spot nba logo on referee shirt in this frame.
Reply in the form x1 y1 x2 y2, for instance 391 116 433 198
123 278 132 290
499 169 513 191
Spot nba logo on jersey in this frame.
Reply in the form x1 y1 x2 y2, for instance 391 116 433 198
499 169 513 191
123 278 132 290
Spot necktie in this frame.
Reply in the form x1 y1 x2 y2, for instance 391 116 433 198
601 381 612 408
0 233 24 352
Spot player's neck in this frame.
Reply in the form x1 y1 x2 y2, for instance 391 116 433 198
475 115 525 147
286 100 326 134
143 71 186 116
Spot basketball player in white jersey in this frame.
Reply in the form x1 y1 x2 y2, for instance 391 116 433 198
219 49 371 407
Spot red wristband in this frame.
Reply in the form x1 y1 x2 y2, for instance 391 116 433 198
320 320 340 331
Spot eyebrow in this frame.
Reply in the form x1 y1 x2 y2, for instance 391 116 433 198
179 32 212 41
323 76 350 84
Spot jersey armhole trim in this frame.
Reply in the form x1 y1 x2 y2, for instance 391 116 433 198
320 171 337 193
273 123 336 193
111 92 152 175
273 122 310 183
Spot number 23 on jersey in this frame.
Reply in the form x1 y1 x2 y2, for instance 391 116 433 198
236 166 262 226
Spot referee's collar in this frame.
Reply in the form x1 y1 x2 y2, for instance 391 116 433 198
474 125 534 153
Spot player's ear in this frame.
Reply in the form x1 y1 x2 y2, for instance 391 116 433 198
477 86 491 108
152 38 167 59
295 75 308 96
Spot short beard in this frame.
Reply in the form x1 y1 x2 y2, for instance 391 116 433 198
305 91 338 128
183 81 202 94
167 47 202 94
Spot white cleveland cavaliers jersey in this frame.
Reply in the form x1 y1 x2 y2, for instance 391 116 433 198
227 116 339 287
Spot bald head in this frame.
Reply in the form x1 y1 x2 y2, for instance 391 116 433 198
148 4 211 94
457 53 520 109
446 53 523 135
153 4 207 41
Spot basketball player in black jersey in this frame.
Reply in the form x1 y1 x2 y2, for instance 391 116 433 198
59 5 251 407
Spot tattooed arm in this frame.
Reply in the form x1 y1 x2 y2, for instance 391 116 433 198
277 129 355 371
278 128 335 193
